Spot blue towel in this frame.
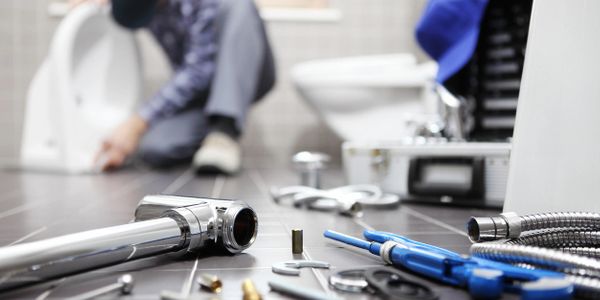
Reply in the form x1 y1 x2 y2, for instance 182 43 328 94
415 0 489 83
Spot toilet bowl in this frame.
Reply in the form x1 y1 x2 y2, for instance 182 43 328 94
20 3 142 173
291 54 438 142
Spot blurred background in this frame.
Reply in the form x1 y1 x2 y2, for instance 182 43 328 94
0 0 428 168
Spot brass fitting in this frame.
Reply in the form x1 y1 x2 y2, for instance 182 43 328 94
292 229 303 254
197 273 222 293
242 279 262 300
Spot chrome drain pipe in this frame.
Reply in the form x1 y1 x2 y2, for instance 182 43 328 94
0 195 258 291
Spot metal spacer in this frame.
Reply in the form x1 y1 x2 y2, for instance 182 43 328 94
500 212 522 239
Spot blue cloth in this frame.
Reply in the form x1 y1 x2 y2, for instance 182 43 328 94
415 0 488 83
139 0 220 125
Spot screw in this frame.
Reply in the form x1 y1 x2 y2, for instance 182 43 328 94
66 274 134 300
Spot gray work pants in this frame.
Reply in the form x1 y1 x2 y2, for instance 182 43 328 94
138 0 276 168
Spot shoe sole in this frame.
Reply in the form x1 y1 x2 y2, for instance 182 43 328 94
193 164 233 175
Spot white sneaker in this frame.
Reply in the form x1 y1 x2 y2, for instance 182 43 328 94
192 132 241 174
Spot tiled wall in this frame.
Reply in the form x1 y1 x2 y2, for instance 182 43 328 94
0 0 428 168
0 0 60 165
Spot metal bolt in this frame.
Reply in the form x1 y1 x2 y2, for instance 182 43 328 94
292 229 303 254
66 274 134 300
242 279 262 300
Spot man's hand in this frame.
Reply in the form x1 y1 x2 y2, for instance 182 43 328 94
95 115 148 172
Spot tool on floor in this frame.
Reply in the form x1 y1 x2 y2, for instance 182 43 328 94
65 274 134 300
271 185 363 217
324 230 574 299
329 269 370 293
293 151 330 188
364 267 437 300
0 195 258 291
292 229 303 254
268 279 341 300
272 260 330 276
468 211 600 298
242 279 262 300
273 184 399 209
197 273 222 293
329 267 438 300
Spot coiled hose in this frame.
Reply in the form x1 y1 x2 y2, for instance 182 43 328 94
467 212 600 298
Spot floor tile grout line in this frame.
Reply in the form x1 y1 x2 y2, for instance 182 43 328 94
178 173 225 295
34 279 65 300
162 168 195 194
0 203 36 221
0 172 154 224
353 218 376 231
249 170 333 295
211 175 226 198
8 226 47 246
402 206 468 237
32 171 180 299
181 258 199 296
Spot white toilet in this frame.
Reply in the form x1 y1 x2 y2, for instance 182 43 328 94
21 3 142 173
291 54 438 142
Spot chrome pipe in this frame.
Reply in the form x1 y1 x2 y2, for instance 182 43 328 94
0 195 258 291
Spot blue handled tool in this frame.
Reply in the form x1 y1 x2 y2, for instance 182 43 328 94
324 230 574 299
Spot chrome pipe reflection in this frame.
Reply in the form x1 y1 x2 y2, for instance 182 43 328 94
0 195 258 291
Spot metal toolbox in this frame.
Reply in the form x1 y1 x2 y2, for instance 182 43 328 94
343 139 511 207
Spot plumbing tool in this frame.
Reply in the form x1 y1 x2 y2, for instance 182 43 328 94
268 279 341 300
293 151 330 188
272 260 330 276
65 274 134 300
328 267 438 300
324 230 574 299
0 195 258 291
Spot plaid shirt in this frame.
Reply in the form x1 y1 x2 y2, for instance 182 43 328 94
139 0 219 124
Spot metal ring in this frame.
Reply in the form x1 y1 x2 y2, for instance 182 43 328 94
328 269 370 293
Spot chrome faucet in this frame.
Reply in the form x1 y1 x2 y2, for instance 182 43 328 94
435 83 468 140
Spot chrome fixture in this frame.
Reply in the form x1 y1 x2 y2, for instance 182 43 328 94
0 195 258 291
435 83 469 140
292 151 330 188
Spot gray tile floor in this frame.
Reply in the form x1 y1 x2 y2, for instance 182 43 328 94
0 166 504 299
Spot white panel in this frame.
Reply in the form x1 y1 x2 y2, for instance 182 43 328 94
504 0 600 213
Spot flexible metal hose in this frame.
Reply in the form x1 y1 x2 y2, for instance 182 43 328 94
520 212 600 232
467 212 600 298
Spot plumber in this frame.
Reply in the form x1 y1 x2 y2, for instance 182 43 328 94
92 0 276 174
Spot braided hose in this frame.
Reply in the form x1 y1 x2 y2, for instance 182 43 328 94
467 212 600 242
520 212 600 232
468 212 600 298
506 229 600 249
470 243 600 275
